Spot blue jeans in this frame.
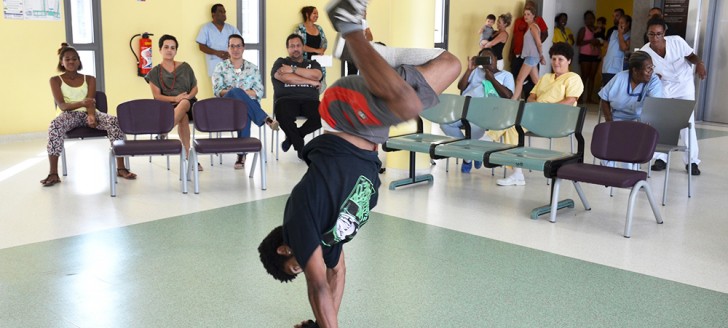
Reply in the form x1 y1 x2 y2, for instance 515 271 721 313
440 120 485 140
223 88 269 138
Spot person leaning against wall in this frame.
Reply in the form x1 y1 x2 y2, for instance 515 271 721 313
295 6 328 86
196 3 241 81
42 43 136 187
601 14 631 86
480 13 512 71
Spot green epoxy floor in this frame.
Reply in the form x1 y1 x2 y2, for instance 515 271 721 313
1 195 726 328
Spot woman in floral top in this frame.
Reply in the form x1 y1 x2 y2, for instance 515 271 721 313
213 34 279 169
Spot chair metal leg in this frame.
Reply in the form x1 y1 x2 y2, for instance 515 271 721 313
181 149 188 194
389 151 433 190
109 151 117 197
662 152 672 205
535 178 573 221
549 178 562 222
641 181 664 224
647 160 652 178
572 181 591 210
260 125 267 164
260 149 267 190
61 147 68 176
192 150 201 193
275 129 279 160
249 152 258 178
687 129 692 198
624 180 663 238
569 134 574 153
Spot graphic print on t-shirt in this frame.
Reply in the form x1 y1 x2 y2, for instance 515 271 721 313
321 175 376 247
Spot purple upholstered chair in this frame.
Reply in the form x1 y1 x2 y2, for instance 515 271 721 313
549 121 663 238
110 99 188 197
189 98 266 193
59 91 110 176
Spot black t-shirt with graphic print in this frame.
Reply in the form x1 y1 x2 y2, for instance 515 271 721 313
270 57 322 101
282 134 381 269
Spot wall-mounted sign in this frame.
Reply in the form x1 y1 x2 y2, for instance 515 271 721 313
664 0 689 38
3 0 60 20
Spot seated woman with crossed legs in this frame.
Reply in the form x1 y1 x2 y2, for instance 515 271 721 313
145 34 201 170
42 43 136 187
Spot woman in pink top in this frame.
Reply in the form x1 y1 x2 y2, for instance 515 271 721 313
576 10 602 103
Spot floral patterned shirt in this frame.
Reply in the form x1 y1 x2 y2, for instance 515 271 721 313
212 59 264 99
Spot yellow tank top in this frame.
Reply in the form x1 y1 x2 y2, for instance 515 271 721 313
58 75 88 113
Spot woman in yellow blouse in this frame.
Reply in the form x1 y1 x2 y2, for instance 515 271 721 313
553 13 575 46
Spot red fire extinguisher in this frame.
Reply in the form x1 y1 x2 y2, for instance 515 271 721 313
129 33 154 77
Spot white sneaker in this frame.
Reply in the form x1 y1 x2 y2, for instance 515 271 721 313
497 174 526 186
332 34 347 60
326 0 367 34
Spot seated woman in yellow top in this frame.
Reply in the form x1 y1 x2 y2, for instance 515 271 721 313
553 13 575 46
42 43 136 187
487 42 583 187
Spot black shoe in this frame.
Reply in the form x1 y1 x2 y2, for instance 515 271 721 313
651 159 667 171
281 139 291 152
686 163 701 175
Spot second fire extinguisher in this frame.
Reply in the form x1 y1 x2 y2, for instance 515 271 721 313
129 33 154 77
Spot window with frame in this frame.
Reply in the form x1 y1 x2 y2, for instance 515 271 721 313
238 0 266 97
434 0 449 49
63 0 105 90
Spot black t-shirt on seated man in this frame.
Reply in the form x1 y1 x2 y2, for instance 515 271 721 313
271 57 322 101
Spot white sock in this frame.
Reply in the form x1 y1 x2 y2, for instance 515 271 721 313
512 168 524 178
370 43 445 68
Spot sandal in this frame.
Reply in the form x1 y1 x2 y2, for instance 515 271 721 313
40 173 61 187
234 154 246 170
116 168 137 180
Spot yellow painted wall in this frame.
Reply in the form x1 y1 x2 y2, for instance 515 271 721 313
0 16 66 134
101 0 237 118
448 0 526 94
1 0 526 136
596 0 634 22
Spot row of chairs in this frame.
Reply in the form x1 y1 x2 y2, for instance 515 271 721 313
105 97 266 197
382 94 680 237
55 95 267 197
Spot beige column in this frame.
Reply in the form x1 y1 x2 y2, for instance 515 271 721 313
385 0 438 171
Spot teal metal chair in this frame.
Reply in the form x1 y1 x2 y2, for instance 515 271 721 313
433 97 523 168
382 94 468 189
485 102 587 220
641 97 697 205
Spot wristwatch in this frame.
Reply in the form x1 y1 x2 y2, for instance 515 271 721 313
291 65 297 74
